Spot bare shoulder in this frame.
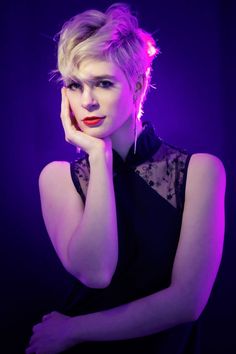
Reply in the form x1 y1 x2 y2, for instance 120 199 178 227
39 160 74 192
186 153 226 194
39 160 70 182
38 160 81 209
189 153 225 175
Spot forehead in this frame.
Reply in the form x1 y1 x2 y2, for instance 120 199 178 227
72 58 126 82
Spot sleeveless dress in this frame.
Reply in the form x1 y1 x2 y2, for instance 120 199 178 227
59 121 201 353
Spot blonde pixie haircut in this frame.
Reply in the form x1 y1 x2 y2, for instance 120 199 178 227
56 2 159 118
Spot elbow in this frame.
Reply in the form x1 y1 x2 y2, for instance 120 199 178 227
185 301 206 322
187 308 201 322
71 269 113 289
82 273 113 289
173 286 206 323
66 255 114 288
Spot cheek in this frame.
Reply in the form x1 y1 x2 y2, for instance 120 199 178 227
108 89 133 112
116 90 134 114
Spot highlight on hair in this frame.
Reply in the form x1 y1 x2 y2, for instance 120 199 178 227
54 3 160 118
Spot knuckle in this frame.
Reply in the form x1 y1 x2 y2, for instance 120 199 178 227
65 134 73 143
32 323 41 331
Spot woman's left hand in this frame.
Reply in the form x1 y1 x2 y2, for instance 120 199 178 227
25 311 79 354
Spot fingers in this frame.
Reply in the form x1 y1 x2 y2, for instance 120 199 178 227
25 346 35 354
41 310 58 321
61 87 69 117
60 88 108 154
61 88 85 147
61 88 81 143
42 314 50 321
26 334 37 354
60 87 71 136
25 312 57 354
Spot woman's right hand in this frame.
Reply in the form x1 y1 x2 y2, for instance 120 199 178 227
60 87 112 165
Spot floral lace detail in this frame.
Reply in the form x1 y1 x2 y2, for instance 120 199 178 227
71 142 190 211
71 157 90 201
134 142 189 210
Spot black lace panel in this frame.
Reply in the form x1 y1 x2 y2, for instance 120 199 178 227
70 142 191 212
70 157 90 204
135 142 190 210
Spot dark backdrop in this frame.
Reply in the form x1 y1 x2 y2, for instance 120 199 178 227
1 1 235 353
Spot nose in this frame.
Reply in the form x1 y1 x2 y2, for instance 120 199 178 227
81 88 99 111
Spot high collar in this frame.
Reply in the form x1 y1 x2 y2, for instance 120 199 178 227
112 121 162 173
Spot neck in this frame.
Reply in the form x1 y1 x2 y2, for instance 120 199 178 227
110 117 143 160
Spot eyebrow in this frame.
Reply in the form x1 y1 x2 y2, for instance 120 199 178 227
70 75 117 83
87 75 117 81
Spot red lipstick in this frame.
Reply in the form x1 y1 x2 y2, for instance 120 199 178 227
82 116 106 127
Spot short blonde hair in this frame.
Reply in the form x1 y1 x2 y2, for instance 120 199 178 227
55 3 159 118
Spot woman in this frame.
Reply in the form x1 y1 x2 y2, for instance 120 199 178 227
26 3 226 354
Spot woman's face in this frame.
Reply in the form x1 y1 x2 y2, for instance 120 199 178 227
65 57 135 139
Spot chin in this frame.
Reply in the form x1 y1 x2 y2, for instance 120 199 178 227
82 126 111 139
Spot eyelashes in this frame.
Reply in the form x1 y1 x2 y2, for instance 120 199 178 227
98 80 114 89
66 80 114 91
67 82 82 90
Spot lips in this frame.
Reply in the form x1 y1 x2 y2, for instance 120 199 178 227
82 116 106 127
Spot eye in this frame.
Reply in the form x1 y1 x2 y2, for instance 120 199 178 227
97 80 114 89
67 82 82 91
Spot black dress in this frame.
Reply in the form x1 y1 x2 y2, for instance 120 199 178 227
59 121 201 353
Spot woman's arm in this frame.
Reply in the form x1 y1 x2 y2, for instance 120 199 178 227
66 152 226 343
39 89 118 288
67 149 118 288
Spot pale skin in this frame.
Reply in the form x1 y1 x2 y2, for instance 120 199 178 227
26 58 226 354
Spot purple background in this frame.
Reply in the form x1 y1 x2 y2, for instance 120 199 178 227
1 0 235 353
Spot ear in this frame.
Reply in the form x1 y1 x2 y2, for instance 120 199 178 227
133 74 144 103
135 74 144 93
135 82 142 94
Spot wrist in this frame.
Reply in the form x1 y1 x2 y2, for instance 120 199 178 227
89 146 113 171
69 315 92 344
